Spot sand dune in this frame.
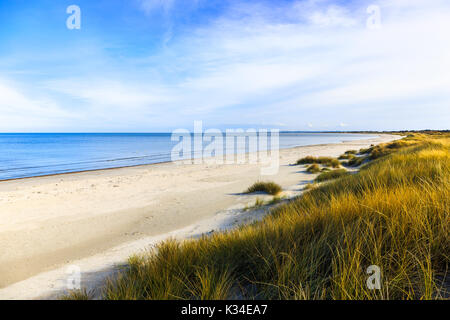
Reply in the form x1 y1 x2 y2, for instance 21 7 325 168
0 134 399 299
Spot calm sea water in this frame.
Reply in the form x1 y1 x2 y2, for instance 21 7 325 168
0 133 376 180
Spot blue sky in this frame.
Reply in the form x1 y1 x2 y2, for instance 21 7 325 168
0 0 449 132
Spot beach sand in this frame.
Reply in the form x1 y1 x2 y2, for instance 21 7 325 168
0 134 399 299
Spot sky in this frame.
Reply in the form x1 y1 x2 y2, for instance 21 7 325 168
0 0 449 132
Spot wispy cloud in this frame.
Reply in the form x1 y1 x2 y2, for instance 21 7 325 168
0 79 76 131
139 0 175 14
1 0 449 131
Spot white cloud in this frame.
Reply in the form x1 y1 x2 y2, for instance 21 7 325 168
43 79 173 109
158 0 449 129
2 0 449 131
0 80 75 131
307 5 357 27
139 0 175 14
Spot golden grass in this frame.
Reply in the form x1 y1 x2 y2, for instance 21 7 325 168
338 153 356 160
346 155 366 167
62 289 91 300
315 169 349 182
243 197 266 211
306 164 321 173
296 156 340 168
245 181 282 196
76 132 449 300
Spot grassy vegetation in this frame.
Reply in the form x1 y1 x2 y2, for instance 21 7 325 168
359 145 375 154
339 153 356 160
344 139 421 168
79 133 449 300
315 169 350 182
244 195 286 211
303 183 318 191
245 181 282 196
244 197 265 211
62 289 91 300
268 195 285 205
346 155 366 167
296 156 341 168
306 164 321 173
339 150 358 160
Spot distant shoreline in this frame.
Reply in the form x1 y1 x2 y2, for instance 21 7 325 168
0 132 378 182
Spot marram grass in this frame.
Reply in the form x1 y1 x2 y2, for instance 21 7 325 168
306 163 321 173
315 168 349 182
245 181 282 196
72 133 449 300
296 156 341 168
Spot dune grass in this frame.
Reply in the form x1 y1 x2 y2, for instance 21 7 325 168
245 181 282 196
338 153 356 160
346 155 367 167
306 164 321 173
62 289 91 300
344 138 421 168
315 169 350 182
244 197 266 211
79 133 449 300
303 183 318 191
296 156 340 168
339 150 358 160
268 195 286 205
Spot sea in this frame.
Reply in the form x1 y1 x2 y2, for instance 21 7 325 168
0 132 377 180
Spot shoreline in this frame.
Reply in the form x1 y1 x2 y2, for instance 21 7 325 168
0 134 400 299
0 134 380 183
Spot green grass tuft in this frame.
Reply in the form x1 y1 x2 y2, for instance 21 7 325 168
295 156 316 164
296 156 340 168
315 169 350 182
303 183 318 191
62 289 91 300
245 181 282 195
346 156 367 167
338 153 356 160
306 164 321 173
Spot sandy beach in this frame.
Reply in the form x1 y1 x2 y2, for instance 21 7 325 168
0 134 399 299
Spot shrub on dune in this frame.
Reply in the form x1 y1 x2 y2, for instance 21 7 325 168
296 156 340 168
346 156 367 167
245 181 282 195
359 147 373 154
295 156 316 165
306 164 321 173
338 153 356 160
315 169 350 182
